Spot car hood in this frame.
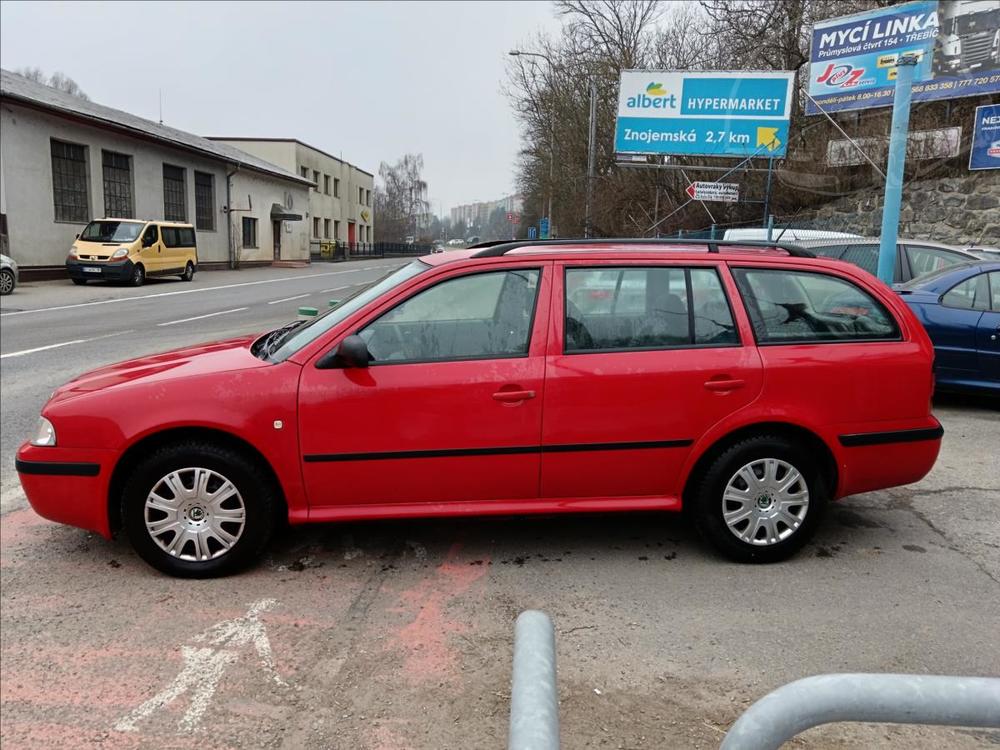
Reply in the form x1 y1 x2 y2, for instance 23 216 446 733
50 335 267 401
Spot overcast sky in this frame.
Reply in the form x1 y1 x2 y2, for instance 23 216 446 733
0 0 563 214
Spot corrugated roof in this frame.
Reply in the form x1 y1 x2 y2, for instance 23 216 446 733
0 69 313 187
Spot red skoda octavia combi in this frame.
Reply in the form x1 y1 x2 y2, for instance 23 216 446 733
16 240 943 577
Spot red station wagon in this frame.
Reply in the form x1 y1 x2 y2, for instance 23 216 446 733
16 240 944 577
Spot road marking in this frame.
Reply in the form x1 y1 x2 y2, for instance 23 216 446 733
157 307 248 327
114 599 285 733
320 285 354 293
1 264 405 318
0 330 135 359
267 293 310 305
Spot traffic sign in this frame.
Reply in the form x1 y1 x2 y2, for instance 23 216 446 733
528 226 537 240
685 181 739 203
614 70 794 158
506 212 521 224
539 217 550 240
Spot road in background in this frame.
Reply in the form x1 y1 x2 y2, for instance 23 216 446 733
0 259 409 505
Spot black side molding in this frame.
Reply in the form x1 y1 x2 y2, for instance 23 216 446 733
838 425 944 448
15 458 101 477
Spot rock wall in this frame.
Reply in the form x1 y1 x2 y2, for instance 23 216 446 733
791 170 1000 246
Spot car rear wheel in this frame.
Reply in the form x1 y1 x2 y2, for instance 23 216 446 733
121 441 278 577
691 435 826 563
130 264 145 287
71 278 87 286
180 262 195 282
0 268 14 295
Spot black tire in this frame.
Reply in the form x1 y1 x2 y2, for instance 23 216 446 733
121 441 279 578
71 278 87 286
130 264 145 287
691 435 827 564
180 262 195 282
0 268 14 295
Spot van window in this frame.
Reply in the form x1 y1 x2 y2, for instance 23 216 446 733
142 224 158 246
80 220 145 243
161 226 179 247
159 226 196 248
732 268 899 344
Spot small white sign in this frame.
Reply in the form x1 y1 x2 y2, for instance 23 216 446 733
685 181 739 203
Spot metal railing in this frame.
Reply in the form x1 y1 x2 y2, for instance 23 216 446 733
308 240 432 262
506 611 1000 750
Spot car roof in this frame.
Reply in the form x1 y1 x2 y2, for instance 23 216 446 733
795 237 977 255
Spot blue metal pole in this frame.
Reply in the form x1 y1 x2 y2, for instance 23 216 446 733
877 54 920 285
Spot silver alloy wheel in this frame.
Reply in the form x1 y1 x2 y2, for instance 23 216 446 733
0 270 13 294
144 467 246 561
722 458 809 546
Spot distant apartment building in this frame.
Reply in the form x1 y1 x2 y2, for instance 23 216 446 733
450 194 523 231
209 138 374 249
0 69 312 274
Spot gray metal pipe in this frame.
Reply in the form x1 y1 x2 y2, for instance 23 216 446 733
508 610 560 750
721 673 1000 750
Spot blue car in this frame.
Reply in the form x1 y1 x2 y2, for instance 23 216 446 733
898 262 1000 394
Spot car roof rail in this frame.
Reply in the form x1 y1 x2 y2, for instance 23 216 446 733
468 237 815 258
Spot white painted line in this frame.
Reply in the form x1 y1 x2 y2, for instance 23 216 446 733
157 307 248 327
320 285 354 293
2 266 392 318
267 293 310 305
0 329 134 359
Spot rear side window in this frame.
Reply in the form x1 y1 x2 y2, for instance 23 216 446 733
564 266 738 352
840 244 880 276
161 226 178 247
160 226 195 247
942 273 990 310
991 272 1000 311
906 245 967 277
732 268 899 344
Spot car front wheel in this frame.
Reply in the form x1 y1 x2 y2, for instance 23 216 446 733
692 435 826 563
130 264 145 287
121 441 278 577
0 268 14 295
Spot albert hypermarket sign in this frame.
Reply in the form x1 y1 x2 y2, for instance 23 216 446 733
614 70 795 158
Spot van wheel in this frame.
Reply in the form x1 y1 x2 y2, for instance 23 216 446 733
130 264 145 287
181 262 195 282
691 435 826 564
121 441 279 578
71 278 87 286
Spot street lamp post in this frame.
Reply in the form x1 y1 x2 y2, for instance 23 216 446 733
510 50 598 238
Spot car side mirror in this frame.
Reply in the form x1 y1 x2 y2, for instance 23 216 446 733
75 233 80 239
316 334 370 369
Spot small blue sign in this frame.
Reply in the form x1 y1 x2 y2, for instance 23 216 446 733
539 217 550 240
970 104 1000 171
528 226 538 240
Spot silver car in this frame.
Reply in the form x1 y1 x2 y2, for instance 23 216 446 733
0 253 17 296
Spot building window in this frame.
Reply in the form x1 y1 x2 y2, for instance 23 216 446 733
334 178 340 197
162 164 187 221
359 187 364 204
51 139 89 223
194 171 215 230
101 150 133 218
313 170 320 189
366 189 371 206
334 219 341 241
300 166 308 178
313 217 320 237
242 217 258 248
324 175 331 195
323 219 331 239
366 226 371 243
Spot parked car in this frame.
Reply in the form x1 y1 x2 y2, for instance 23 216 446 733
897 260 1000 394
967 246 1000 261
723 228 861 242
0 253 18 295
67 219 198 287
797 238 979 284
17 239 943 577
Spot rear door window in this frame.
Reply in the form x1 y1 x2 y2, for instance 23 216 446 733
942 273 990 310
564 266 738 352
732 268 899 344
991 272 1000 311
840 244 880 276
906 245 968 277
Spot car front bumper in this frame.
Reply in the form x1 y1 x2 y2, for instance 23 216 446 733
15 443 118 538
66 258 134 281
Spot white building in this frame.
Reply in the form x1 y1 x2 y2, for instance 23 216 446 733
209 138 374 251
0 69 312 275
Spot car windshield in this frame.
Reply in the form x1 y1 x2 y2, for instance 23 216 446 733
80 220 145 243
267 260 429 362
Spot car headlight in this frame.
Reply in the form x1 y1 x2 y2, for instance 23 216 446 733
30 417 56 447
111 247 129 259
68 246 79 258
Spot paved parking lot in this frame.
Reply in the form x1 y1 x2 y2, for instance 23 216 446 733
1 266 999 749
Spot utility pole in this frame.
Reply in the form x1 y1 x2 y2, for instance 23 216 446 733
877 53 920 285
585 78 597 239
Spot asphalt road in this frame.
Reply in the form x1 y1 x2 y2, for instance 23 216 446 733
1 262 999 749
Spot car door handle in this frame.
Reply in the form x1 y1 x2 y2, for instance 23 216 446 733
704 377 745 392
492 389 536 402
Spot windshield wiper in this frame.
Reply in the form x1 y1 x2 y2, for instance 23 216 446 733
256 319 308 360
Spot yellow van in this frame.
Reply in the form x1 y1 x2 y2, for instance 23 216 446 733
66 218 198 287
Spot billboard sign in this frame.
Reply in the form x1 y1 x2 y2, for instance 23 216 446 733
970 104 1000 170
826 127 961 166
614 70 795 158
807 0 1000 115
685 181 739 202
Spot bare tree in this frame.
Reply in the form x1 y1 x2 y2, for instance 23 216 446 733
374 154 430 242
14 67 89 99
